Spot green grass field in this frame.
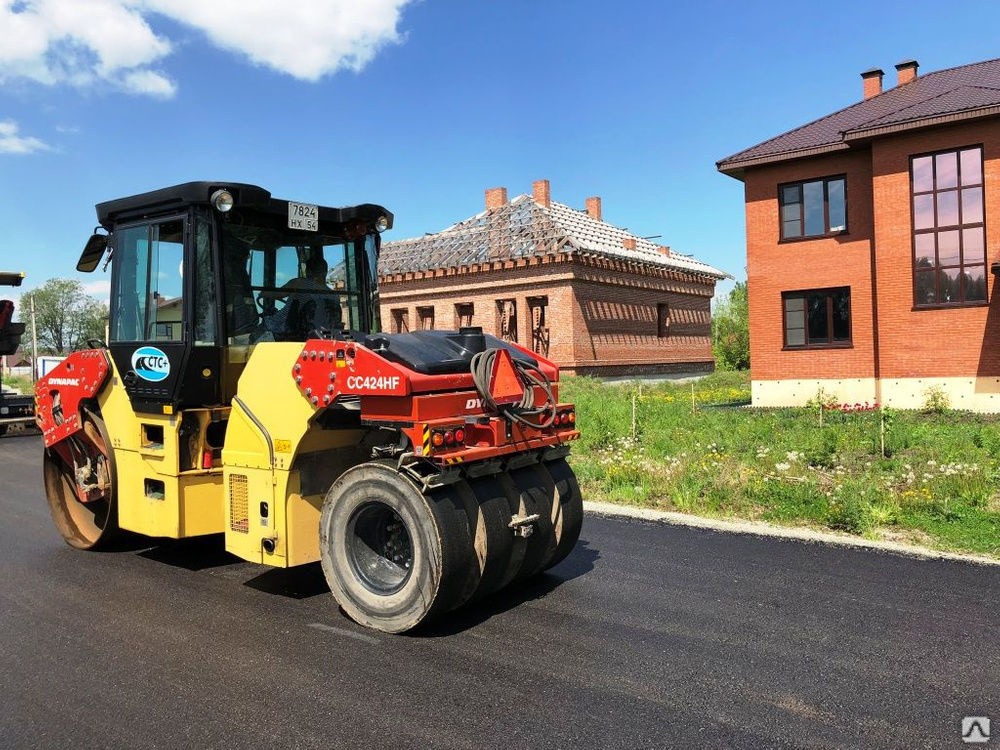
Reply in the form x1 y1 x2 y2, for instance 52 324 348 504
2 374 32 394
561 371 1000 558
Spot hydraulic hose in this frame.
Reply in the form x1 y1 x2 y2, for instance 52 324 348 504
470 348 556 429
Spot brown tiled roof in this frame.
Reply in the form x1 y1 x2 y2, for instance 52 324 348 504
717 58 1000 174
378 195 729 280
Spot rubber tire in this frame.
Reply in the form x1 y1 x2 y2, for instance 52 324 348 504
542 458 583 571
319 461 474 633
0 424 7 437
508 464 557 580
464 473 516 601
446 479 486 611
43 409 119 550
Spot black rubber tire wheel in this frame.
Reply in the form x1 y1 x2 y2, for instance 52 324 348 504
464 473 516 602
542 459 583 571
0 424 7 437
43 409 119 550
446 479 485 611
508 464 557 580
319 461 475 633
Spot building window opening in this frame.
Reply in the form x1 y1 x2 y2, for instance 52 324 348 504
417 306 434 331
391 308 409 334
783 288 851 349
497 299 517 342
779 175 847 239
528 296 549 356
657 303 670 338
455 302 474 328
911 146 986 306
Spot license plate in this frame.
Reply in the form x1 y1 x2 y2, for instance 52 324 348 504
288 201 318 231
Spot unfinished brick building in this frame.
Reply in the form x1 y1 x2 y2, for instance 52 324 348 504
377 180 728 377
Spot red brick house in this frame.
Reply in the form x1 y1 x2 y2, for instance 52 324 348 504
377 180 729 376
718 57 1000 411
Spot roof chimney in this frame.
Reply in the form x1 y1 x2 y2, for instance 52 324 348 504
585 196 602 221
657 245 671 257
485 186 507 211
895 58 918 86
622 237 636 251
861 67 884 100
532 179 551 208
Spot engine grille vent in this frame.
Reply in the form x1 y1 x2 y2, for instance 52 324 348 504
229 474 249 533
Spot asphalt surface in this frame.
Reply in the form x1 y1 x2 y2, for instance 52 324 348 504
1 428 997 749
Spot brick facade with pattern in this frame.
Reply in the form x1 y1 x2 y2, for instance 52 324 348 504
378 255 717 377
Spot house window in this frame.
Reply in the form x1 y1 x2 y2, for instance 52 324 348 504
782 288 851 348
417 306 434 330
455 302 474 328
391 308 409 334
528 296 549 356
657 303 670 338
497 299 517 342
779 176 847 239
154 322 174 339
911 146 986 306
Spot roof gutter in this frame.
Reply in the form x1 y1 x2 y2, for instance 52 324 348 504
718 104 1000 178
716 142 850 178
842 104 1000 141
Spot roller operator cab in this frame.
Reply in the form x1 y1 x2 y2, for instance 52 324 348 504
37 182 583 633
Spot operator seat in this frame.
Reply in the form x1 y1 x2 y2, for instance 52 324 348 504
224 250 260 338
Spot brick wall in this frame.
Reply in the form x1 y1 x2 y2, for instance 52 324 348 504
379 257 716 376
870 119 1000 379
742 115 1000 400
743 149 877 382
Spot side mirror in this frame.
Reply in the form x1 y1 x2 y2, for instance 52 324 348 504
77 233 109 273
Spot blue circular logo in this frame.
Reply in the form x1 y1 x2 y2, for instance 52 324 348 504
131 346 170 382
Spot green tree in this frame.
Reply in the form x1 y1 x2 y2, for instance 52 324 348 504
712 281 749 371
20 279 109 355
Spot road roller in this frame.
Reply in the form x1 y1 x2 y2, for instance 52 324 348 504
35 182 583 633
0 271 35 435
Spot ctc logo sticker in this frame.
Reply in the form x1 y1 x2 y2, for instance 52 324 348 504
131 346 170 382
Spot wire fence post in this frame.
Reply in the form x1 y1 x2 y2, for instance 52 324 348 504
631 391 638 441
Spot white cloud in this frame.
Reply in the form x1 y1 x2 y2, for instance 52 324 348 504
81 279 111 297
0 119 49 154
121 68 176 98
0 0 173 92
143 0 412 81
0 0 412 98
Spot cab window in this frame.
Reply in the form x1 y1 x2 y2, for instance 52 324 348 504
111 219 185 342
221 217 368 343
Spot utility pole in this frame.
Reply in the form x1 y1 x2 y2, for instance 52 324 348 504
29 294 38 382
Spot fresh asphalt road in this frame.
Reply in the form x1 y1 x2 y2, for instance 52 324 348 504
1 429 997 749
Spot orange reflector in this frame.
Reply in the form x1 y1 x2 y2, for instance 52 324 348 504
489 349 524 405
432 432 445 447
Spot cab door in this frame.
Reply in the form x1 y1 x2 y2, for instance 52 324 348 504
108 212 221 414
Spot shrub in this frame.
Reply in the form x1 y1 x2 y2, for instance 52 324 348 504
922 385 951 414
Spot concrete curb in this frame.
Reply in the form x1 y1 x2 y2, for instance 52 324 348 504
583 500 1000 567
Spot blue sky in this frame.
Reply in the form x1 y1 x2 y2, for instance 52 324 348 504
2 0 999 306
